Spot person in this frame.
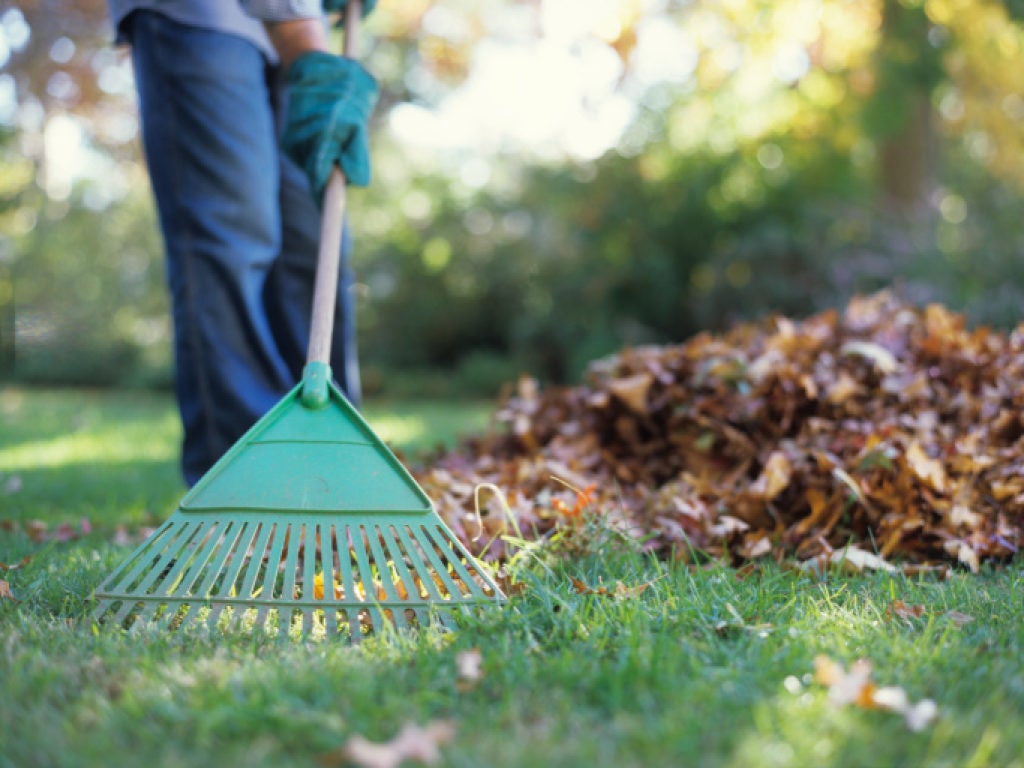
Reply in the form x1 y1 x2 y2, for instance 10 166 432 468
104 0 378 486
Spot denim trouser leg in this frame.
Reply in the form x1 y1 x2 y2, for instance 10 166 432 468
127 11 358 486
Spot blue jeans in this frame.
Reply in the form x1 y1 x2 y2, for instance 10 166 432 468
126 11 360 485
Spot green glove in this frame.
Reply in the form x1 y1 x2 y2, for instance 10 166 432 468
283 51 379 199
323 0 377 20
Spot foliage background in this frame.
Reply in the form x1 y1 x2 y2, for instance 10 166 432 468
2 0 1024 395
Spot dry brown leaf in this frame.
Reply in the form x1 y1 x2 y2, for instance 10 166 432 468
25 520 48 543
889 600 925 621
0 580 17 602
0 555 32 571
606 373 653 414
750 451 792 500
333 721 456 768
906 441 948 494
827 546 898 574
570 576 656 599
956 542 980 574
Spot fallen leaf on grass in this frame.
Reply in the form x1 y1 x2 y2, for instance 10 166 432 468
0 580 17 602
803 546 898 574
25 520 48 543
813 655 938 731
20 518 93 543
455 648 483 692
888 600 925 621
0 555 32 571
493 568 527 598
944 610 975 628
569 576 657 599
325 721 456 768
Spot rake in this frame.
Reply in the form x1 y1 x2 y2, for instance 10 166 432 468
92 3 504 640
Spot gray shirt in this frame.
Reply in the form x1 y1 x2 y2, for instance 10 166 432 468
107 0 322 62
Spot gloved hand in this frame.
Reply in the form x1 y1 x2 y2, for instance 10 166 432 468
323 0 377 17
282 51 379 199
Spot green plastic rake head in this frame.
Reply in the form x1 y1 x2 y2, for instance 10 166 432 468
92 369 504 641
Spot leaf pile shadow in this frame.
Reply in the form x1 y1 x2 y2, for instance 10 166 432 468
416 291 1022 571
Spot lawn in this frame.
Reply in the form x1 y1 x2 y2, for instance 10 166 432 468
1 387 1022 768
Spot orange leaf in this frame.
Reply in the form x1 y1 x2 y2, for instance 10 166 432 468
570 576 607 596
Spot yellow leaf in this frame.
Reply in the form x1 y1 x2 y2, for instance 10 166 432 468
840 340 899 373
905 441 948 493
956 542 980 574
751 451 792 500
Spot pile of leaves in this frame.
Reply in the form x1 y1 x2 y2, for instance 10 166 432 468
416 291 1023 572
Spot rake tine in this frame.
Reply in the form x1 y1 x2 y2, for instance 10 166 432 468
380 525 422 602
394 525 445 602
425 524 492 600
278 523 303 641
178 522 241 630
322 525 339 638
366 525 401 603
114 520 192 606
254 523 288 634
97 519 175 594
364 605 385 635
410 524 473 601
237 522 272 595
134 521 216 626
112 522 198 626
338 525 362 639
171 521 229 603
232 523 273 629
302 522 318 637
206 522 259 631
350 524 376 605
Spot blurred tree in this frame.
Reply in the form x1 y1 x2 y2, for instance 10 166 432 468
3 0 1024 390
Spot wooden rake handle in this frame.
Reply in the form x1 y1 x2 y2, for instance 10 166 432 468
306 0 363 368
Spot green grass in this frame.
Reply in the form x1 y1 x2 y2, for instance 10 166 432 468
1 387 1023 768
